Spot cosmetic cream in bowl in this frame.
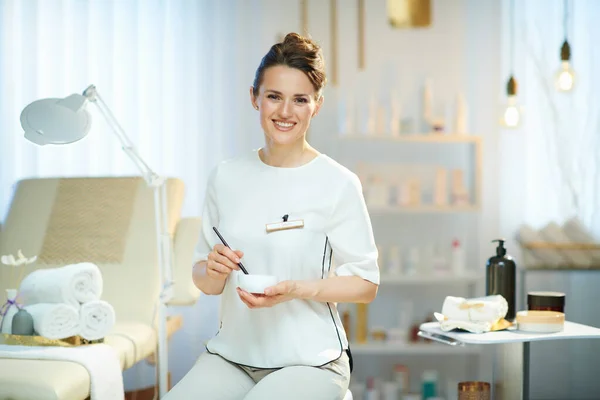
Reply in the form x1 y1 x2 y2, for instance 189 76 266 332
516 310 565 333
238 274 278 294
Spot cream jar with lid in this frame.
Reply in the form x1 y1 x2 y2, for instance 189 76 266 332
516 310 565 333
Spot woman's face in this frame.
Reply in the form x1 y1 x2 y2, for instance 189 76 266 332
250 65 322 147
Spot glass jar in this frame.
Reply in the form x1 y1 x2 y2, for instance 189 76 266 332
458 381 490 400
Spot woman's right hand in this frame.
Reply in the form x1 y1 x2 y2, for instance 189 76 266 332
206 244 244 280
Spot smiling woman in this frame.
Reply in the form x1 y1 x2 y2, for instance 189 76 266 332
167 32 380 400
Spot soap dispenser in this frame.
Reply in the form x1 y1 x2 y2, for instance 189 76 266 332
486 239 517 321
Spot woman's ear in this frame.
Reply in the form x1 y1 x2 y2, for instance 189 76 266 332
312 95 324 117
249 86 259 110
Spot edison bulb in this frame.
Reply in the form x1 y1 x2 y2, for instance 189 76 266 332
555 61 575 92
500 95 521 128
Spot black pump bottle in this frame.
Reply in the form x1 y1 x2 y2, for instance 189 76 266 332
485 239 517 321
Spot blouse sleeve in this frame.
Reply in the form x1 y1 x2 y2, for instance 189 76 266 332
326 174 380 285
192 165 220 265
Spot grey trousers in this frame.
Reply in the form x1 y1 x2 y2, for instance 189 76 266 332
165 351 351 400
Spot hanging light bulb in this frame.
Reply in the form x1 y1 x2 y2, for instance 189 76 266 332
500 76 522 129
555 39 575 92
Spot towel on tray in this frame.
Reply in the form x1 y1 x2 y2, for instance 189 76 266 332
0 343 124 400
435 295 509 333
80 300 116 341
24 303 80 339
18 262 103 308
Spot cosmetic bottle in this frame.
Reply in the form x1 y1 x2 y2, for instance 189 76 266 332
485 239 517 321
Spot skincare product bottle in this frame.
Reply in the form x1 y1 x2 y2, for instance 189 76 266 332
405 247 419 276
356 303 369 343
433 168 448 206
341 304 352 341
454 92 469 135
368 176 388 208
450 239 466 276
421 370 439 399
387 245 402 275
486 239 517 321
365 377 380 400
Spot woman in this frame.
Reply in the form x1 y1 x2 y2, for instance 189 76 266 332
166 32 379 400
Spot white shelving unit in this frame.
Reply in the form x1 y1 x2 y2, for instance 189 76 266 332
333 132 485 392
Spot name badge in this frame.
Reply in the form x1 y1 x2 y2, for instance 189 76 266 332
265 214 304 233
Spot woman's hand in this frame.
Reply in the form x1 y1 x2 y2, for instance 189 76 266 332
206 244 243 281
236 280 298 309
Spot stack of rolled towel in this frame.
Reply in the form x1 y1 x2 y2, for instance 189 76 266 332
16 262 115 340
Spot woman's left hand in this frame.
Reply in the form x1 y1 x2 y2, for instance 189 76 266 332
237 280 298 309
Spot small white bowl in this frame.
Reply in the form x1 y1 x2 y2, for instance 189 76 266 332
237 274 278 294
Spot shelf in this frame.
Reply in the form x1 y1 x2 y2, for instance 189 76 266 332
379 274 482 285
368 204 480 214
350 341 482 355
339 134 481 143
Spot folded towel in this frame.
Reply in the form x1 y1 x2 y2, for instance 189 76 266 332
434 312 494 334
80 300 116 341
539 222 593 267
0 343 124 400
441 295 508 323
562 216 600 265
19 262 103 308
25 303 80 340
517 224 569 267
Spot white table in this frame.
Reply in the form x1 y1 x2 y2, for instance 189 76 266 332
418 321 600 399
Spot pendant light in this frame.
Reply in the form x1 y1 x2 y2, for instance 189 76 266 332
555 0 575 92
500 0 521 129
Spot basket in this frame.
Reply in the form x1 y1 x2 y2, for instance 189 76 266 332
0 333 104 347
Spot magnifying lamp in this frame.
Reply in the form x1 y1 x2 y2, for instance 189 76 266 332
20 85 173 398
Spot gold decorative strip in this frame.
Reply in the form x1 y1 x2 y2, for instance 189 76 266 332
300 0 308 35
358 0 365 69
330 0 338 86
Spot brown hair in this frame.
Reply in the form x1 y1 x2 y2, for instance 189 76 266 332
252 33 327 98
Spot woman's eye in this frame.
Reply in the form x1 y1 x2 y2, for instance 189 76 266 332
267 94 279 100
295 97 308 103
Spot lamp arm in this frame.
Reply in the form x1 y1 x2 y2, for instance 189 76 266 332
82 85 172 397
82 85 161 187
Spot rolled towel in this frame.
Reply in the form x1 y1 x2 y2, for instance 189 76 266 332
79 300 116 341
19 262 103 308
441 295 508 323
24 303 80 339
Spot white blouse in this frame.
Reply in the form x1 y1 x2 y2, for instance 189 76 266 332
193 149 379 368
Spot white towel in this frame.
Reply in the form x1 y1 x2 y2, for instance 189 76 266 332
0 343 124 400
19 263 103 308
80 300 116 341
441 295 508 323
24 303 80 340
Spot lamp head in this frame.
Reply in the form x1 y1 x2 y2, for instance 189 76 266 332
20 93 91 146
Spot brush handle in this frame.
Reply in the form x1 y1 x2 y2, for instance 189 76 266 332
212 227 249 275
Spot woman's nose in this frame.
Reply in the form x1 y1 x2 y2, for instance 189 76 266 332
279 101 292 118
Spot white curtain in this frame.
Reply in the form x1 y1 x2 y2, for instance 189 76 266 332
0 0 264 218
0 0 273 389
501 0 600 237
